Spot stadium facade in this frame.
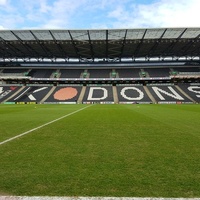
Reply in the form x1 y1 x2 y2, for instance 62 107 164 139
0 28 199 104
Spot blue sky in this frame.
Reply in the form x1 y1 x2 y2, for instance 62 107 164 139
0 0 200 29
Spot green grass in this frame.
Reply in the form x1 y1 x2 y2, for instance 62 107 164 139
0 104 200 197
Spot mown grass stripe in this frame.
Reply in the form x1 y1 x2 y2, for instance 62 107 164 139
0 105 92 146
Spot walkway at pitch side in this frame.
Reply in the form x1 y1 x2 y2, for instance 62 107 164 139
1 197 200 200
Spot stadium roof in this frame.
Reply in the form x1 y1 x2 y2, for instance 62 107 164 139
0 28 200 62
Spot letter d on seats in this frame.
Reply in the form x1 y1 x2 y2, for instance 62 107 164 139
87 87 108 100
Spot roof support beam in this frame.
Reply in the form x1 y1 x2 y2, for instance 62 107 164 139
148 28 167 56
87 30 94 61
119 29 128 61
133 29 147 57
178 33 200 56
106 30 108 60
0 40 22 58
68 30 81 61
162 28 188 56
10 31 39 58
30 31 53 58
49 30 68 58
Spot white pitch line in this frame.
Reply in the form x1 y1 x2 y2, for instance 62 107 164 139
0 105 93 146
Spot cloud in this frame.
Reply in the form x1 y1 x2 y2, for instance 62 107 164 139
0 0 24 29
22 0 88 29
0 0 200 30
39 0 51 13
0 0 7 5
82 0 123 11
108 0 200 28
0 14 24 29
40 0 85 28
0 25 6 29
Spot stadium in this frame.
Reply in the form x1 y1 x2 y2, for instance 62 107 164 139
0 28 200 104
0 28 200 199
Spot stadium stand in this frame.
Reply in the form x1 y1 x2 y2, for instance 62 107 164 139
82 85 114 103
170 67 200 76
87 69 111 78
0 85 21 103
2 69 28 74
1 65 200 104
8 86 52 103
116 68 141 78
28 69 54 78
147 84 192 103
0 28 200 104
45 86 82 103
60 69 83 78
178 83 200 103
174 67 200 73
0 69 30 79
144 68 170 77
116 85 152 103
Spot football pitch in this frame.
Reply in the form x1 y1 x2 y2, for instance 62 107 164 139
0 104 200 197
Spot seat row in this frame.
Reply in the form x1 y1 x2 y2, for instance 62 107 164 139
1 67 199 78
0 83 199 104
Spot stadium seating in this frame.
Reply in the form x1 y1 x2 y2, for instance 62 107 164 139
174 67 200 73
8 86 52 103
116 68 141 78
117 85 152 103
28 69 54 78
178 83 200 103
60 69 83 78
147 84 192 103
87 69 112 78
144 68 170 77
45 86 82 103
0 65 200 104
82 85 114 103
0 85 21 103
2 69 28 73
0 69 30 78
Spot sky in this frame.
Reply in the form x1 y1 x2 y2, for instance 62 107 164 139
0 0 200 30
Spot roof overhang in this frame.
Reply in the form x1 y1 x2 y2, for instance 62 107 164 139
0 28 200 62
